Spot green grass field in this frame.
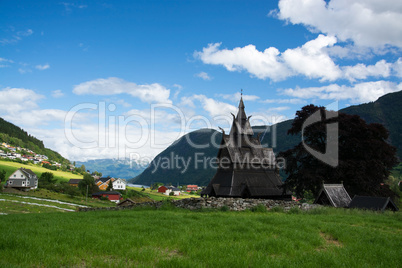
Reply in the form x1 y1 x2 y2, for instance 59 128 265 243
0 160 83 182
0 206 400 267
0 188 113 213
128 187 199 201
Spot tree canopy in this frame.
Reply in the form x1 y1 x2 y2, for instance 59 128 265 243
39 172 57 188
78 173 99 196
106 179 113 191
279 105 398 199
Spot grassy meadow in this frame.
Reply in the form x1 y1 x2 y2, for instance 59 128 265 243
129 186 199 201
0 160 83 182
0 206 401 267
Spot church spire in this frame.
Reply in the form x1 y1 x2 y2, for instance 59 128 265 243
229 90 254 137
239 89 245 110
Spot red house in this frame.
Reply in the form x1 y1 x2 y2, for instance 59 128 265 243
158 186 168 193
92 191 122 203
186 185 198 192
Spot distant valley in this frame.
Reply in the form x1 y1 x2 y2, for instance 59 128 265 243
76 158 146 179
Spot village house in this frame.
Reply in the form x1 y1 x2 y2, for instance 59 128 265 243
112 178 127 190
95 177 127 191
6 168 38 191
158 185 168 194
158 185 180 196
92 191 122 203
186 185 198 192
68 179 82 187
95 177 114 190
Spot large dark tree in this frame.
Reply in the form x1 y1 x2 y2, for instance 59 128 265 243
279 105 398 199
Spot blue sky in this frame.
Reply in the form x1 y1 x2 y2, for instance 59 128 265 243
1 0 401 162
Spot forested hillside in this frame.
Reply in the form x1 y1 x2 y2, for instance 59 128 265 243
342 90 402 160
0 117 70 164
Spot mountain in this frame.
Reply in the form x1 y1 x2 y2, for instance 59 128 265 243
341 90 402 160
76 158 146 180
133 129 222 186
0 117 70 164
132 90 402 186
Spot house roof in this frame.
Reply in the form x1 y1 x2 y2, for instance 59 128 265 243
314 184 351 208
172 187 180 191
96 177 113 183
117 198 136 206
187 185 198 187
348 196 399 211
92 191 121 196
19 168 38 178
69 179 82 184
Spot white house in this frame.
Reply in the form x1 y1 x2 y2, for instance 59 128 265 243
6 168 38 190
112 178 127 190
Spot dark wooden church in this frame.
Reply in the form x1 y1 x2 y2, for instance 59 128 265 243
201 96 292 200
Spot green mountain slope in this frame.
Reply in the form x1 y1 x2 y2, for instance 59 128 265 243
0 117 69 164
132 90 402 186
341 90 402 160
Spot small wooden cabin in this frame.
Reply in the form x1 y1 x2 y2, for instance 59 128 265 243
314 184 351 208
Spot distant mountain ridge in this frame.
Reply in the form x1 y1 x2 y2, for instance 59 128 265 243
132 90 402 186
76 158 146 179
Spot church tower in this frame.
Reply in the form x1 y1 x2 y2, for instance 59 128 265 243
201 95 291 200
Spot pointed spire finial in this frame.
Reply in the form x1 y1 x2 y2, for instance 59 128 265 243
241 88 243 97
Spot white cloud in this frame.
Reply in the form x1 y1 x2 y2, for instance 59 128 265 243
218 92 260 102
276 0 402 48
0 29 33 45
262 98 307 105
191 94 237 117
73 77 171 104
195 35 344 82
17 29 33 37
194 42 291 81
6 109 67 127
281 80 402 103
0 57 14 63
282 35 341 81
51 90 64 98
18 68 31 74
0 87 44 114
393 58 402 77
61 2 88 13
0 57 13 68
196 35 401 82
195 71 212 80
343 60 391 81
35 64 50 70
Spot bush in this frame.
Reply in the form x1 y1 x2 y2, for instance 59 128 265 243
251 204 267 212
100 196 109 201
269 206 284 213
288 207 301 214
159 199 177 211
220 205 230 212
